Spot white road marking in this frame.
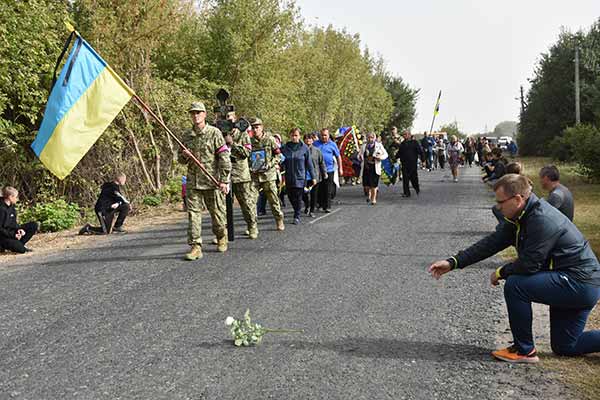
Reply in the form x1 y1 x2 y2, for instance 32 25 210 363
308 208 341 224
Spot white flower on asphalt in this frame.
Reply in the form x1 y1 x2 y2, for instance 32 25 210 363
226 309 304 347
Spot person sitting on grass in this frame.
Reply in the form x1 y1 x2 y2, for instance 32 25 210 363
505 162 522 175
429 174 600 363
482 148 507 184
79 173 130 235
0 186 39 254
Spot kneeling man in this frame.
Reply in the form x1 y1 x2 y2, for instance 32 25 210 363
429 174 600 363
79 173 130 235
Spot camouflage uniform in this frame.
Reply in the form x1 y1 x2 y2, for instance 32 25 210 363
180 120 231 246
250 129 284 222
230 128 258 235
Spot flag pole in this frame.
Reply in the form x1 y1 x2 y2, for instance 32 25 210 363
132 94 220 188
429 90 442 135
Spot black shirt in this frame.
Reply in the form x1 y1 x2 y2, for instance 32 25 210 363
0 199 19 239
397 139 422 168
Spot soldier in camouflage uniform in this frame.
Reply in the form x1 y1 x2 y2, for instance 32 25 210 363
224 112 259 239
179 102 232 261
249 118 285 231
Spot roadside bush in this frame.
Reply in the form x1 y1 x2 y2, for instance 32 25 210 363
548 135 573 162
142 195 162 207
563 124 600 181
159 178 182 203
21 199 80 232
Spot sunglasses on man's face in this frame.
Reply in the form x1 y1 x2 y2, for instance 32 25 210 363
496 195 516 205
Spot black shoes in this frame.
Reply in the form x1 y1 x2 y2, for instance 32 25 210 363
78 223 91 235
113 226 126 233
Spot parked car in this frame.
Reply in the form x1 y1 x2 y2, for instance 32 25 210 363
498 136 512 150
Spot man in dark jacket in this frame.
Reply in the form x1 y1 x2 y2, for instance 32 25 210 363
303 133 328 217
420 132 435 171
79 173 130 235
429 174 600 363
0 186 39 253
396 131 422 197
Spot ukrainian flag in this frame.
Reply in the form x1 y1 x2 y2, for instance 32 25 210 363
433 90 442 117
32 34 134 179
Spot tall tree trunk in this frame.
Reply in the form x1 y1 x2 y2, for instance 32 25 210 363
148 129 161 189
121 111 157 193
153 96 177 180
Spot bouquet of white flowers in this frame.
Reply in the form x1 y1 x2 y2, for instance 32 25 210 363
225 309 303 347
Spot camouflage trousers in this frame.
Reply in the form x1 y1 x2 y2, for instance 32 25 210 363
232 181 258 231
253 179 283 220
187 188 226 245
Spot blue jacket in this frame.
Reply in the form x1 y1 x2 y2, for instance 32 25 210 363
281 142 316 189
449 193 600 285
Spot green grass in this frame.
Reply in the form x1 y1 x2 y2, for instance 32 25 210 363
503 157 600 399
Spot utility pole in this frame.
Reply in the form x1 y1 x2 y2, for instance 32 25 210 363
519 85 525 116
575 47 581 124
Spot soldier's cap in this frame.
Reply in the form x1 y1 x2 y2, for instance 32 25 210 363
250 117 263 126
188 102 206 113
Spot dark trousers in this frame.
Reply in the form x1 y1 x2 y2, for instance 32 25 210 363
401 165 420 196
438 152 446 169
90 204 130 233
287 187 304 219
465 152 474 167
0 221 38 254
303 185 318 212
318 173 334 210
504 272 600 356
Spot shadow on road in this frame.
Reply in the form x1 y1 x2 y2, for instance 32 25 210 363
195 338 493 362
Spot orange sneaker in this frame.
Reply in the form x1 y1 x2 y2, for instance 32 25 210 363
492 345 539 363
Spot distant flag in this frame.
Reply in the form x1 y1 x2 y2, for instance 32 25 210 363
433 90 442 116
31 28 134 180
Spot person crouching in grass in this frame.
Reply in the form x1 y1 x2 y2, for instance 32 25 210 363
429 174 600 363
0 186 39 254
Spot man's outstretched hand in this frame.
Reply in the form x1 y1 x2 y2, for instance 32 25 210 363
428 260 452 279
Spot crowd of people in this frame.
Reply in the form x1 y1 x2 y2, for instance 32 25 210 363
2 101 600 366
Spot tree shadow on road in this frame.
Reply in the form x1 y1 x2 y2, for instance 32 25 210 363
195 338 494 363
279 338 494 362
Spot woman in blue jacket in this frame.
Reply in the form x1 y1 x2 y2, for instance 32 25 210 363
282 128 316 224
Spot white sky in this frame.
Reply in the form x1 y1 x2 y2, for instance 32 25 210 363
295 0 600 133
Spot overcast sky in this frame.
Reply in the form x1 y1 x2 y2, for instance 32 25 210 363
295 0 599 133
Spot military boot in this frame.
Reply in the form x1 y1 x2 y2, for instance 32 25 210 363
276 219 285 231
248 225 259 240
216 237 228 253
185 244 203 261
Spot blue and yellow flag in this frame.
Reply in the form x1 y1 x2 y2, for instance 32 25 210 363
32 34 134 179
433 90 442 116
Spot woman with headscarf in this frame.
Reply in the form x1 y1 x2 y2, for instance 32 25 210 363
359 132 388 205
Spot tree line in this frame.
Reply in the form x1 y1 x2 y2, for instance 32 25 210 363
518 18 600 179
0 0 418 209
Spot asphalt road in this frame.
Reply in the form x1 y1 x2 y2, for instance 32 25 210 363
0 167 570 399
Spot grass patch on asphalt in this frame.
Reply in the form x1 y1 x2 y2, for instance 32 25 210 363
498 156 600 400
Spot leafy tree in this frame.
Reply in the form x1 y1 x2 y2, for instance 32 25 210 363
0 0 71 196
519 20 600 155
439 121 465 139
493 121 518 137
384 75 419 132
